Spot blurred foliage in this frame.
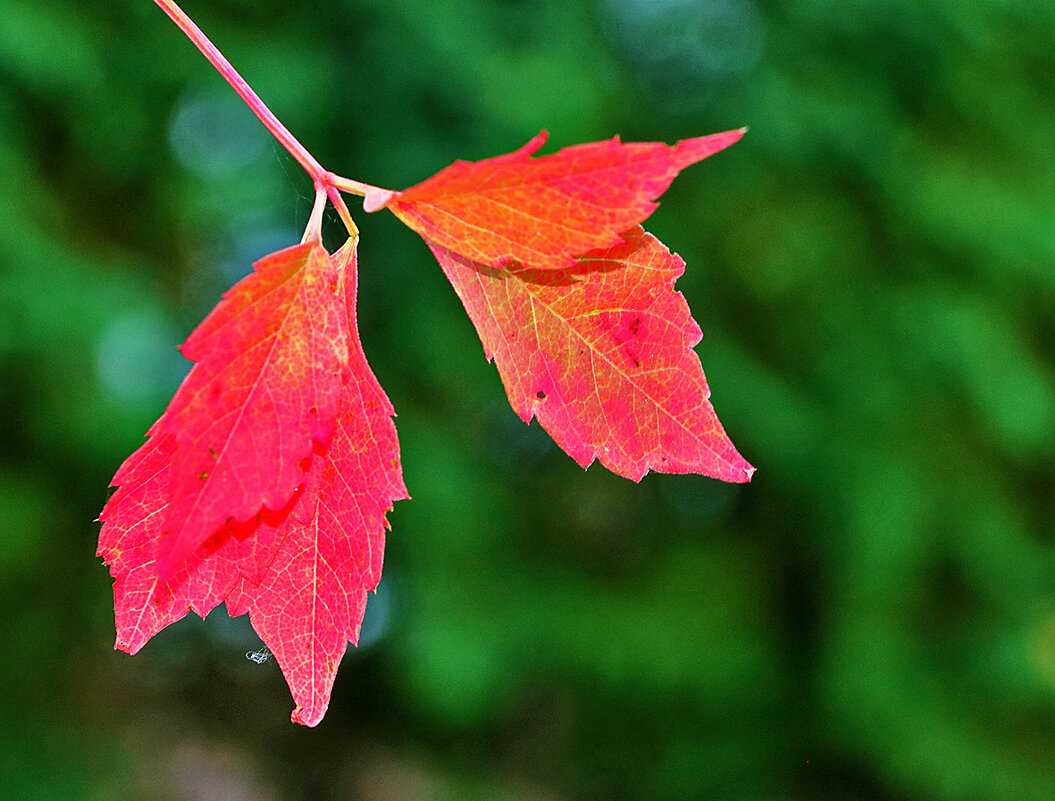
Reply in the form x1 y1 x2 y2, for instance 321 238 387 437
1 0 1054 798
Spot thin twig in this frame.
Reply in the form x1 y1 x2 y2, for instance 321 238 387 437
152 1 325 191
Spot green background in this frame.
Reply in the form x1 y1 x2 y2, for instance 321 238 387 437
2 0 1054 798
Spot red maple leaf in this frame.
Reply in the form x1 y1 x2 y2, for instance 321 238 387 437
425 227 753 482
99 240 407 725
364 128 744 271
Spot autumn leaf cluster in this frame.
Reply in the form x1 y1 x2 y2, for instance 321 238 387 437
99 128 753 726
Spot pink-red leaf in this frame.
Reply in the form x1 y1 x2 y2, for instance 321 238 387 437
145 241 349 578
426 227 753 482
226 240 408 726
98 240 407 726
368 129 744 271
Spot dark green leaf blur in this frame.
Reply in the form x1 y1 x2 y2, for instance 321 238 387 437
1 0 1053 798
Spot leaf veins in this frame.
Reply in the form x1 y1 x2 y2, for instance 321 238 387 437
425 227 754 482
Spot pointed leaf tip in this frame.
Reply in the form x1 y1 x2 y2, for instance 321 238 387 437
493 129 549 162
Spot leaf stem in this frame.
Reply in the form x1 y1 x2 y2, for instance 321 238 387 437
327 174 388 198
302 184 327 244
152 0 368 238
326 185 359 237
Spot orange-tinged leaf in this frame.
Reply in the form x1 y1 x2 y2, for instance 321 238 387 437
425 227 754 482
145 240 349 578
368 128 744 271
98 239 407 727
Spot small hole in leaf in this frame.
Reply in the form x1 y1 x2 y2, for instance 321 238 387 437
536 390 546 399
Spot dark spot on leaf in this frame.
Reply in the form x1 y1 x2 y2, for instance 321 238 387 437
536 390 546 399
629 316 641 335
199 472 209 481
308 406 318 416
208 447 216 459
